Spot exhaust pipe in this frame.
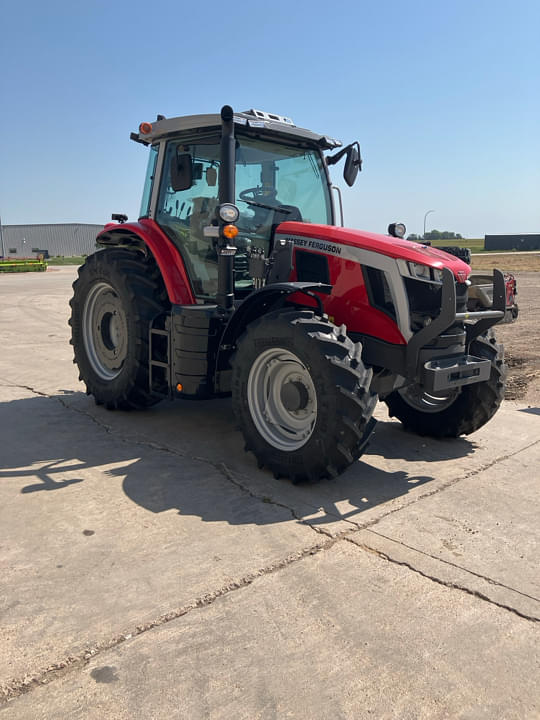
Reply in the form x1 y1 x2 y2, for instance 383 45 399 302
216 105 237 311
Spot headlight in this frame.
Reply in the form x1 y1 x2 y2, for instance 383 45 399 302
219 203 239 223
406 262 443 283
408 262 431 280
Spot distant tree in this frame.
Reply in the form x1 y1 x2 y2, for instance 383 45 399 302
407 233 421 241
424 230 463 241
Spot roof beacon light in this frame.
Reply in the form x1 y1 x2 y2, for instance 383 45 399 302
139 122 152 135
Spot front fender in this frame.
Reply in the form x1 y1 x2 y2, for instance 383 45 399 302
215 282 331 386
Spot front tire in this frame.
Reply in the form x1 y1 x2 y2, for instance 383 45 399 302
69 248 168 409
384 330 506 437
231 310 376 482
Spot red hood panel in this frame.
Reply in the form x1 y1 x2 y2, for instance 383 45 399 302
278 222 471 279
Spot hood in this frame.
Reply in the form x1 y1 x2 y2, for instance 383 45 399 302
277 222 471 280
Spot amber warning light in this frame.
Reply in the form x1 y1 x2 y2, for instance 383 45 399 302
223 224 239 240
139 122 152 135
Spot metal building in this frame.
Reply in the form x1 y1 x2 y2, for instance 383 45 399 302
0 223 104 258
485 234 540 251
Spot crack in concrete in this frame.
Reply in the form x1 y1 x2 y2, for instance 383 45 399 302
352 435 540 533
345 534 540 623
65 404 331 533
0 540 333 705
366 527 540 604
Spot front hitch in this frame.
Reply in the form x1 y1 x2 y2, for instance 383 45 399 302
405 267 506 385
405 267 456 377
463 269 506 344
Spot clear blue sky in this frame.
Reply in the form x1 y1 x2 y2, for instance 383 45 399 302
1 0 538 238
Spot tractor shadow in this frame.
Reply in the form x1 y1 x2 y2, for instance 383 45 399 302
0 391 477 530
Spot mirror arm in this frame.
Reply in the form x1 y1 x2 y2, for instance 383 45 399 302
326 142 362 171
326 145 349 166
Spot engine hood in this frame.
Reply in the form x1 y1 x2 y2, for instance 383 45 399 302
277 222 471 280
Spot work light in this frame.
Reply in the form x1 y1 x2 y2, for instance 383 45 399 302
219 204 240 223
388 222 406 238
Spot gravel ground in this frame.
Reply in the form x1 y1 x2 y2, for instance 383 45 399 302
470 257 540 405
494 272 540 405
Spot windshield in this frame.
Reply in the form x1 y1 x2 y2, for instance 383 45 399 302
235 135 332 241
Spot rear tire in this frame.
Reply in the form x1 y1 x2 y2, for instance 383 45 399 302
384 330 506 437
231 310 376 482
69 248 168 409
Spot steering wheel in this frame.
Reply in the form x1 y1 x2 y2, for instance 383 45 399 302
239 187 265 201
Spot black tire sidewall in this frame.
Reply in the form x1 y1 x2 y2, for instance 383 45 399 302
385 331 506 437
70 250 159 407
232 310 375 479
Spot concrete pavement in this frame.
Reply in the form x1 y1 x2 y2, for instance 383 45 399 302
1 267 539 718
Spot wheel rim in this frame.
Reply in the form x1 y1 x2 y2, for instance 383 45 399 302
82 282 128 380
398 384 460 413
247 348 317 451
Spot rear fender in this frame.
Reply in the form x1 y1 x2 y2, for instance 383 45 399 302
97 219 195 305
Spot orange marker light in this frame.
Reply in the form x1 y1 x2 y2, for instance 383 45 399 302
223 224 239 240
139 122 152 135
176 383 183 392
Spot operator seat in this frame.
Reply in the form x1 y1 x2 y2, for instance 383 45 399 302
190 196 219 255
186 196 220 295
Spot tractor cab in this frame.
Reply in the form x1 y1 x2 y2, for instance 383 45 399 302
134 108 359 302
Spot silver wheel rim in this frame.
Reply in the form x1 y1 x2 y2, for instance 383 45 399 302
247 348 317 451
398 384 460 413
82 282 128 380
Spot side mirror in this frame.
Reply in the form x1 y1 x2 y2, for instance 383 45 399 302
206 166 217 187
171 152 193 192
344 145 361 187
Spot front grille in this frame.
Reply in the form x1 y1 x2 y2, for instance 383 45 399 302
406 277 468 332
363 266 397 321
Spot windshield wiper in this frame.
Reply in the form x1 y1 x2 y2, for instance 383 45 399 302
242 199 292 213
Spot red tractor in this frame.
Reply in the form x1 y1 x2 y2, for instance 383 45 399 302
70 105 508 482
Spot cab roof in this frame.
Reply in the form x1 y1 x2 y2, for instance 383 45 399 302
131 108 342 151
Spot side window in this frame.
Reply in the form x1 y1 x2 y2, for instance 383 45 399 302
139 145 158 219
156 140 220 298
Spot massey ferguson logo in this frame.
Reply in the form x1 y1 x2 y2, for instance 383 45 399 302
457 270 467 282
284 236 343 256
